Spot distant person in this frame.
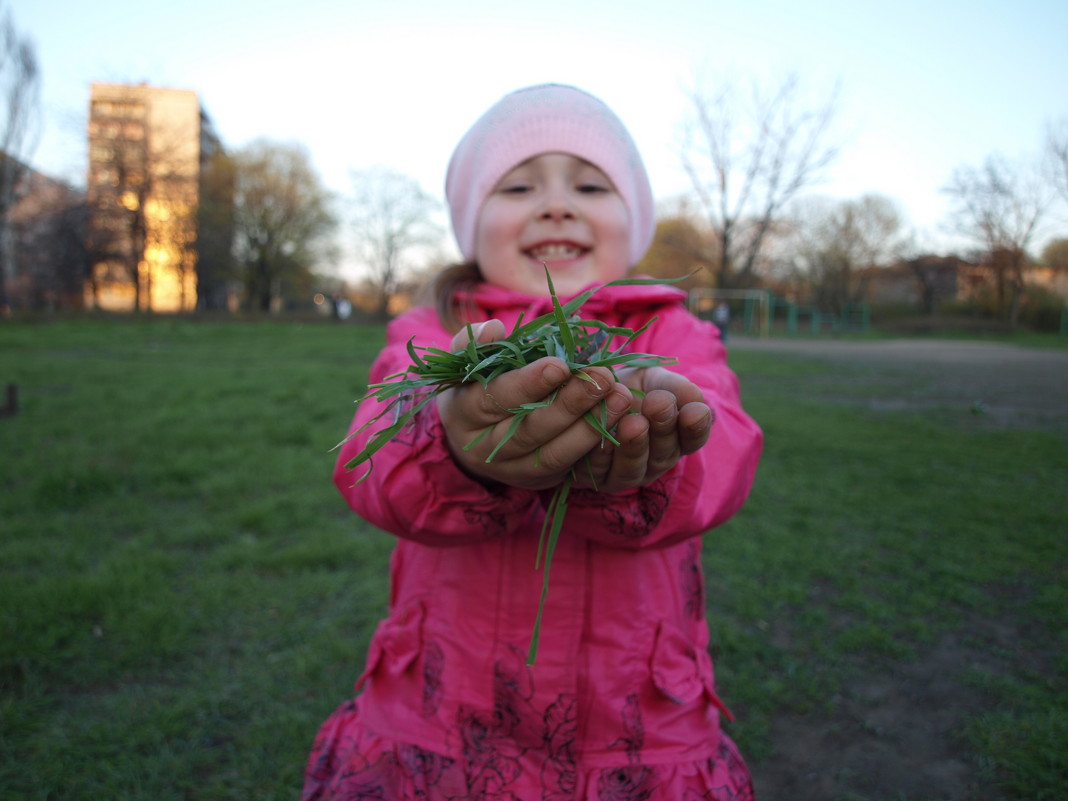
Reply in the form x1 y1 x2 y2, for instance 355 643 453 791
331 293 353 321
713 300 730 343
302 84 763 801
335 297 352 321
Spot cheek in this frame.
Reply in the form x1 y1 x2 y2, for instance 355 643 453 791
596 203 633 268
475 202 519 253
474 203 527 288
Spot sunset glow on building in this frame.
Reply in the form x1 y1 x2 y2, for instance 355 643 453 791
85 83 223 313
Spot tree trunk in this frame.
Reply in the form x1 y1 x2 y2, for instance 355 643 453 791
0 236 8 316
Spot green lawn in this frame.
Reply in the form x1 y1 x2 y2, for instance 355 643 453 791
1 318 1064 800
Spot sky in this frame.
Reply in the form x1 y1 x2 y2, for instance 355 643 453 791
9 0 1068 267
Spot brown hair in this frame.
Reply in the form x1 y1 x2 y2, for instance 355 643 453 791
425 260 484 334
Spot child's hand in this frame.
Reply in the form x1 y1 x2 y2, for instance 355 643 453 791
436 320 635 491
571 366 714 493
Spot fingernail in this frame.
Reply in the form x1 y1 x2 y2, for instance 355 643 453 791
543 362 569 386
692 408 714 434
607 388 631 413
656 402 678 424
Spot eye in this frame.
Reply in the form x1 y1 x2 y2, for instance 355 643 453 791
499 183 532 195
575 167 614 194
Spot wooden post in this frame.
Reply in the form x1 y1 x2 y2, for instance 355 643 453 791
2 383 17 417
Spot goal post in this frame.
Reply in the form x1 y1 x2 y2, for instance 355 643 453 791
688 288 772 338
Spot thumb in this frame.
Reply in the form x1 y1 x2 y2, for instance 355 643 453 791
451 319 507 350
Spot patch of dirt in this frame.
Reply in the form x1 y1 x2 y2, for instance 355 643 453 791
732 337 1068 437
750 601 1062 801
754 630 995 801
728 338 1067 799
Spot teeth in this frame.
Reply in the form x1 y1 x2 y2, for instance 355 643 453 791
530 244 582 260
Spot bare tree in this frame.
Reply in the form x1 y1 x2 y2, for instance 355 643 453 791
943 155 1050 328
349 165 442 318
232 139 336 312
679 71 839 289
1046 118 1068 207
790 193 907 313
0 1 40 313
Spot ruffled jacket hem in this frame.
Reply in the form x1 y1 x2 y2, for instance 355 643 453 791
302 695 756 801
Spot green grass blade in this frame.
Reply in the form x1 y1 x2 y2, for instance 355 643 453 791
465 322 479 365
462 425 494 453
405 337 427 372
464 349 509 382
342 393 438 471
527 477 572 665
582 404 621 446
543 267 576 360
585 352 677 370
483 409 529 463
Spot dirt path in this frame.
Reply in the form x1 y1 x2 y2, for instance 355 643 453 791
731 337 1068 436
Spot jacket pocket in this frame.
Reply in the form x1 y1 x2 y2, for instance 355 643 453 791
355 600 425 690
650 620 734 720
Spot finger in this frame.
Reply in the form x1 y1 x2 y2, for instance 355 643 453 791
449 318 507 350
479 363 615 428
677 401 714 455
630 367 706 408
642 390 683 474
593 412 650 492
443 365 630 478
504 377 632 470
464 379 633 492
487 358 572 414
444 356 571 431
574 440 613 488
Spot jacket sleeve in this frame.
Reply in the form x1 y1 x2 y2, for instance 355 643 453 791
333 307 539 546
560 304 763 549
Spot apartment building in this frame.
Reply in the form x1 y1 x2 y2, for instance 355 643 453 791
0 154 86 312
86 82 228 312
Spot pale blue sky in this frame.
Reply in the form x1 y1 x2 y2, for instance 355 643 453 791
10 0 1068 256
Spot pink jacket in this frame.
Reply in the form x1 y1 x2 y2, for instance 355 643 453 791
333 279 763 774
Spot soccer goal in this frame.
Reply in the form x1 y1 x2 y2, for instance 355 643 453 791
688 288 773 337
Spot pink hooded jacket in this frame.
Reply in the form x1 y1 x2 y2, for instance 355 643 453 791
331 279 762 777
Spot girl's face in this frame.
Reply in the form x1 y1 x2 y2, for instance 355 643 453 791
474 153 631 297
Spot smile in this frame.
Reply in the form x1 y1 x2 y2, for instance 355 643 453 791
525 243 587 261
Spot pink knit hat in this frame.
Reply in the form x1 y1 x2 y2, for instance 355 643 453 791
445 84 655 266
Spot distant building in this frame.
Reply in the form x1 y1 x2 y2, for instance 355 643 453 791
1026 265 1068 299
867 253 1068 314
865 255 987 313
85 82 232 312
0 153 87 312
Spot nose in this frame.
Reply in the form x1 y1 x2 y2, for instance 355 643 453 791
538 186 575 221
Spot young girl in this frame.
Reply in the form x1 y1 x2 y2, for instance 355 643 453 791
303 84 763 801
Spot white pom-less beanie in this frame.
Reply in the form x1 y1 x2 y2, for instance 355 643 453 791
445 84 656 267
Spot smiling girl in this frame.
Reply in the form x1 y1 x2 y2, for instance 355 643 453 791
303 84 763 801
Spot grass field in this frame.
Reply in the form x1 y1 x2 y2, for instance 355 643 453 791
1 317 1065 800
